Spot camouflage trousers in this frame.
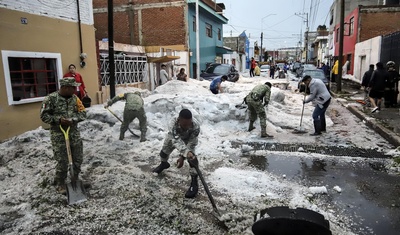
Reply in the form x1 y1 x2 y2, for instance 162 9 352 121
121 108 147 138
160 135 198 176
51 127 83 186
246 96 267 130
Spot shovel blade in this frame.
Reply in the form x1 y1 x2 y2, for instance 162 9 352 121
66 180 87 205
293 127 307 134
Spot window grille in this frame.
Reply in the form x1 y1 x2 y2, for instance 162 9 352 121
99 54 147 86
2 50 62 105
8 57 58 101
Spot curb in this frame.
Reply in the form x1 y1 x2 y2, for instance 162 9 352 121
347 105 400 147
331 89 400 147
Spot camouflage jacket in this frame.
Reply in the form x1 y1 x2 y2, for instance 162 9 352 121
167 117 200 157
108 93 144 111
248 84 271 104
40 92 86 130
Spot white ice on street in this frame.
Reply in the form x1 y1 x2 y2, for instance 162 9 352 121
0 72 394 234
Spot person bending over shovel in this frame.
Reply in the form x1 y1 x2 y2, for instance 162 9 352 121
301 75 331 135
152 109 201 198
245 82 273 138
104 91 147 142
40 78 87 194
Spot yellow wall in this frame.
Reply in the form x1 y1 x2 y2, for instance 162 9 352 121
0 8 99 141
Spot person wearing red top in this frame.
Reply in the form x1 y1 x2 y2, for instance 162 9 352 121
63 64 87 100
250 57 256 77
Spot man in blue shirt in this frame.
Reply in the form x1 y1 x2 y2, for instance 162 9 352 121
210 75 228 94
318 62 329 78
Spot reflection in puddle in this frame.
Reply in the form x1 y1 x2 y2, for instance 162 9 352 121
247 154 400 235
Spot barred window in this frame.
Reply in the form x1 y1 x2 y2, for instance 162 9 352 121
2 51 62 105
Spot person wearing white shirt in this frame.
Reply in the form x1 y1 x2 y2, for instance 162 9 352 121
159 64 169 85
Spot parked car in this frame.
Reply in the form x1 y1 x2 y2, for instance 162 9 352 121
292 62 301 72
200 63 239 82
296 64 317 77
260 65 270 76
298 69 330 93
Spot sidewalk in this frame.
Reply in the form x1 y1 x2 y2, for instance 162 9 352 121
330 79 400 147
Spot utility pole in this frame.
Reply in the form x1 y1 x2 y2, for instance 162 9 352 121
295 13 308 63
108 0 115 98
260 14 276 62
260 32 263 62
292 33 301 61
305 13 309 64
337 0 345 92
195 0 200 80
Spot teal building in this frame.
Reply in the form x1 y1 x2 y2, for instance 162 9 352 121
187 0 229 78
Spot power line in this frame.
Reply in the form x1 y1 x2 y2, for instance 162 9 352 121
264 14 296 29
225 23 299 34
312 0 321 29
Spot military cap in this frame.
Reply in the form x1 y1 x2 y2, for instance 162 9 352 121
60 77 81 87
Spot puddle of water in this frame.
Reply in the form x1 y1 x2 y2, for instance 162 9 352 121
247 154 400 235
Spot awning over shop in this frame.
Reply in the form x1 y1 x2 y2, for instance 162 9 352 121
147 56 180 63
216 46 233 55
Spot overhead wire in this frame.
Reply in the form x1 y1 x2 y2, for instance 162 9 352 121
313 0 321 28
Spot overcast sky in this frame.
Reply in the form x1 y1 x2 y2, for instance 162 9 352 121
221 0 333 50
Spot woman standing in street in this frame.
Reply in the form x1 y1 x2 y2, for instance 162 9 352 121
250 57 256 77
63 64 87 100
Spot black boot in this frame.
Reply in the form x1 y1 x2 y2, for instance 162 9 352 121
311 120 322 136
185 175 198 198
152 161 170 174
153 151 170 174
248 121 255 132
140 132 147 142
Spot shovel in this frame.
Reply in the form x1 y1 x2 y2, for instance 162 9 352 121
107 108 140 137
188 158 221 217
60 125 87 205
293 86 308 134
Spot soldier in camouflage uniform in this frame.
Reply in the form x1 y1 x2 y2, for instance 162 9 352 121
152 109 201 198
40 78 87 194
105 91 147 142
245 82 272 138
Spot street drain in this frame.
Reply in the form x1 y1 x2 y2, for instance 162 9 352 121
232 142 390 159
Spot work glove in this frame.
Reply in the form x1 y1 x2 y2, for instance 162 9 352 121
187 157 199 168
187 151 195 160
176 155 185 168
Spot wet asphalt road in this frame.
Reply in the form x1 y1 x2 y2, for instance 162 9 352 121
248 153 400 235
